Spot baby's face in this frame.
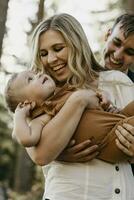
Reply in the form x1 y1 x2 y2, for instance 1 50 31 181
14 71 56 105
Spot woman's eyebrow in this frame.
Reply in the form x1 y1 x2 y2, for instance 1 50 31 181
39 48 46 52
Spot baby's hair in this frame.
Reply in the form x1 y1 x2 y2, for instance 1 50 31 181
5 73 20 113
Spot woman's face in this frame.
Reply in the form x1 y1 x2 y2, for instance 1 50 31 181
39 30 71 83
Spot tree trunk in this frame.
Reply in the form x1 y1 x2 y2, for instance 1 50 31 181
38 0 45 22
13 147 35 192
0 0 9 59
127 0 134 11
122 0 134 12
29 0 45 35
13 0 45 192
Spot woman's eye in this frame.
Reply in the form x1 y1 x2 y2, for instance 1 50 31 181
55 47 64 52
40 52 47 57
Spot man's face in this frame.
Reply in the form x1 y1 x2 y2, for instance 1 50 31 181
103 23 134 72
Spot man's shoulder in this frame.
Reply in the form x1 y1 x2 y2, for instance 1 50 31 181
100 70 130 79
100 70 133 84
128 70 134 83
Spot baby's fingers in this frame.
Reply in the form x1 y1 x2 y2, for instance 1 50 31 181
24 100 31 105
16 102 24 109
17 100 31 109
23 100 36 109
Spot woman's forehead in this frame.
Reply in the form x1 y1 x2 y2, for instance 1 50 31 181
39 30 65 49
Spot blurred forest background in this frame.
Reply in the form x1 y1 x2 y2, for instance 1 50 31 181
0 0 134 199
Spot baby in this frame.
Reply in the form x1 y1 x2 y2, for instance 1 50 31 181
5 70 134 163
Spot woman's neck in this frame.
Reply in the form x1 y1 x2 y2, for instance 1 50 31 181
56 81 67 88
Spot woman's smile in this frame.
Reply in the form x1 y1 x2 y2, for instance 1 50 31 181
52 63 66 71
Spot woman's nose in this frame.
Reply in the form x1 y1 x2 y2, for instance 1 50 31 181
47 52 57 64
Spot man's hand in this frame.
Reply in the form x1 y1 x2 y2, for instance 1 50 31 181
115 123 134 158
57 140 99 162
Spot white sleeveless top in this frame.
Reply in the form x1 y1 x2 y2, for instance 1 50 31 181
42 70 134 200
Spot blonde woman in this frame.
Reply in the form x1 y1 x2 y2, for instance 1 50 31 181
13 13 134 199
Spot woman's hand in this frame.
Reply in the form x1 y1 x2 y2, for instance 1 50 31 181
115 123 134 157
57 140 99 162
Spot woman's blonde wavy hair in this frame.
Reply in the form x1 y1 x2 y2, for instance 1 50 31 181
30 13 106 88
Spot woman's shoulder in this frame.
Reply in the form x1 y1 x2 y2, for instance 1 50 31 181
99 70 133 84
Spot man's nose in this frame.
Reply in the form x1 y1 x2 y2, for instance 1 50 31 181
114 48 124 60
47 52 57 64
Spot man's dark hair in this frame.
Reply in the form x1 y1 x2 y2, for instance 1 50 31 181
112 13 134 38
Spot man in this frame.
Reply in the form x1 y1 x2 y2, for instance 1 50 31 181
58 13 134 173
103 13 134 82
103 12 134 174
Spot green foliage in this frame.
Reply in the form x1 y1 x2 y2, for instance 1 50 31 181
0 95 16 182
8 182 44 200
0 94 44 197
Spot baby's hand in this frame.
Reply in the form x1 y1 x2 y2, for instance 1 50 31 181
96 91 111 111
15 100 36 117
106 104 121 113
96 91 121 113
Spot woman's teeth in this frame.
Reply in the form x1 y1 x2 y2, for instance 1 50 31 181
53 65 65 71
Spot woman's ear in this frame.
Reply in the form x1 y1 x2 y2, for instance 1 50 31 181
104 29 112 41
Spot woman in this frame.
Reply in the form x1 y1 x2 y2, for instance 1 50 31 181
20 13 134 199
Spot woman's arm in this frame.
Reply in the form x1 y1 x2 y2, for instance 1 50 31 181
26 90 99 165
57 72 134 163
